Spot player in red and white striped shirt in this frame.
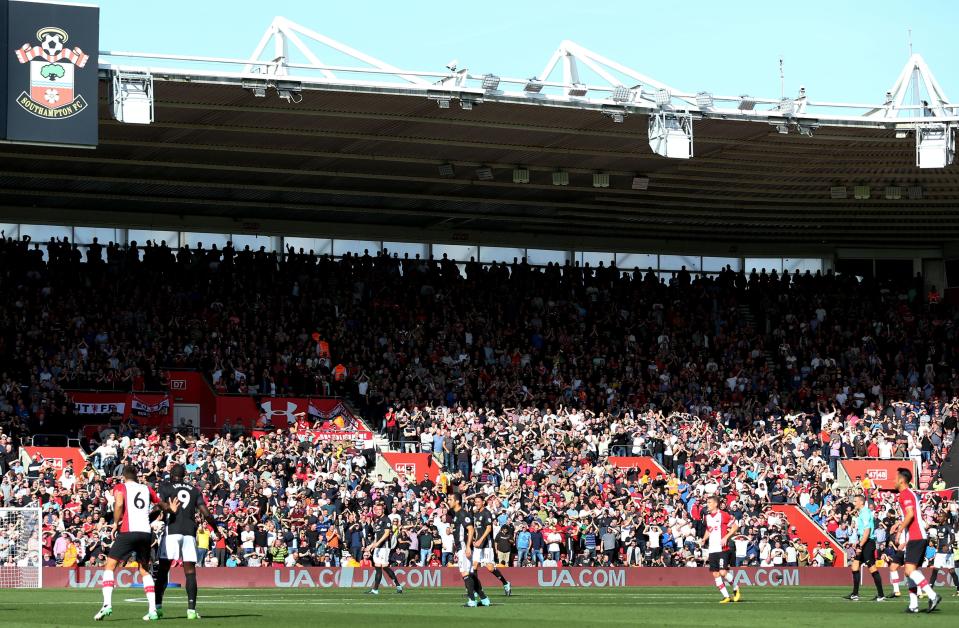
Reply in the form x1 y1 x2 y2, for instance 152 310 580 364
94 465 177 622
890 467 940 614
701 495 742 604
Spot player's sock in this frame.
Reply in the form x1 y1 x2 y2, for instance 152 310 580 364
951 569 959 590
851 569 861 595
154 560 170 607
490 568 508 585
909 570 937 599
463 574 476 599
715 577 730 599
871 571 885 597
930 569 939 590
373 567 383 591
142 574 157 613
908 584 919 609
383 567 400 587
185 571 198 611
473 571 487 599
101 569 115 607
724 572 734 584
890 570 900 594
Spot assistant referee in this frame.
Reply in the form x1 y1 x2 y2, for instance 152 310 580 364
845 494 886 601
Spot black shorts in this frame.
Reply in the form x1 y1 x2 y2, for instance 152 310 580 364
708 550 734 572
904 539 928 566
884 546 905 565
855 539 877 566
108 532 154 563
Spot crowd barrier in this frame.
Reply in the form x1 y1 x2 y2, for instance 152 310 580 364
45 566 874 589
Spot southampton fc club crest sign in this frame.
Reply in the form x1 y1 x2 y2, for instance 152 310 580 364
13 26 90 118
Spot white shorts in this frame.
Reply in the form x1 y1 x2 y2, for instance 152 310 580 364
933 553 955 569
159 533 198 563
456 549 472 574
471 547 494 566
372 547 391 567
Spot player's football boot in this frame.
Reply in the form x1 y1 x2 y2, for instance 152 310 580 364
395 585 404 594
155 607 164 618
719 597 732 604
873 596 886 602
927 595 941 613
365 589 379 595
187 610 201 620
904 607 920 614
733 587 742 602
844 594 860 601
953 590 959 597
504 582 512 596
479 596 490 607
143 611 159 621
93 606 113 621
463 599 478 608
891 591 902 597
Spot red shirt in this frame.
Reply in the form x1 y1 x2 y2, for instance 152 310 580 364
896 489 927 541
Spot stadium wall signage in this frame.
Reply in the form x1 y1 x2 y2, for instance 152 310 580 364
47 567 875 589
1 0 99 146
838 459 917 490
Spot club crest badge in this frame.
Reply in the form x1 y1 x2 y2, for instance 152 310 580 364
13 26 90 118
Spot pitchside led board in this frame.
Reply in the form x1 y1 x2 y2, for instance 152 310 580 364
0 0 99 147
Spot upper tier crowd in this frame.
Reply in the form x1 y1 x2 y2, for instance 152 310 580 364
0 234 956 570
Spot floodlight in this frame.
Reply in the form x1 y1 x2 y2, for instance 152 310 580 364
459 98 476 111
829 186 847 199
916 123 956 168
775 124 789 135
631 176 650 190
592 173 610 188
111 70 154 124
428 91 453 108
611 85 631 102
524 78 544 93
854 185 870 200
907 185 923 200
475 167 494 181
797 124 816 137
513 168 530 184
481 74 501 91
648 111 693 159
275 81 302 104
438 164 455 178
884 185 902 200
779 98 795 116
602 107 626 123
552 171 569 186
243 80 268 98
655 88 671 107
568 83 588 97
695 91 714 108
738 95 755 110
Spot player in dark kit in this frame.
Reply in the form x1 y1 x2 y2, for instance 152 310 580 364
472 495 511 596
154 464 219 620
448 492 489 607
365 502 404 595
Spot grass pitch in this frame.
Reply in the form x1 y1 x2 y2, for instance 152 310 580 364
0 586 953 627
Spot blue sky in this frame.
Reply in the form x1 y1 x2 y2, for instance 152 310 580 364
96 0 957 104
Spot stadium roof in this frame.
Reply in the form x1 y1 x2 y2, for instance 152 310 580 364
1 16 957 250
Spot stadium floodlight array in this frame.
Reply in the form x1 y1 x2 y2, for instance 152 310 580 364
779 97 795 116
737 95 756 110
648 111 693 159
592 173 610 188
552 171 570 186
695 91 714 109
829 186 847 199
523 78 544 93
110 70 154 124
475 166 494 181
655 88 671 107
854 185 871 200
0 508 42 588
512 168 530 184
610 85 631 102
481 74 501 91
884 185 902 200
567 83 588 97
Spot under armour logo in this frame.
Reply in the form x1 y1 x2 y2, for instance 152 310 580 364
260 401 298 424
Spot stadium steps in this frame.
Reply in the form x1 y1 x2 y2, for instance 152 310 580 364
769 504 847 567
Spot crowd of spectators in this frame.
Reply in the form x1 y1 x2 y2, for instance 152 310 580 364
0 233 956 570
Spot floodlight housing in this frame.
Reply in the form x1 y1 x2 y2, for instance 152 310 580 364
568 83 588 97
648 111 693 159
592 173 610 188
481 74 501 91
513 168 530 184
552 171 570 186
695 91 714 108
438 163 455 178
611 85 631 102
631 176 650 190
854 185 871 200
